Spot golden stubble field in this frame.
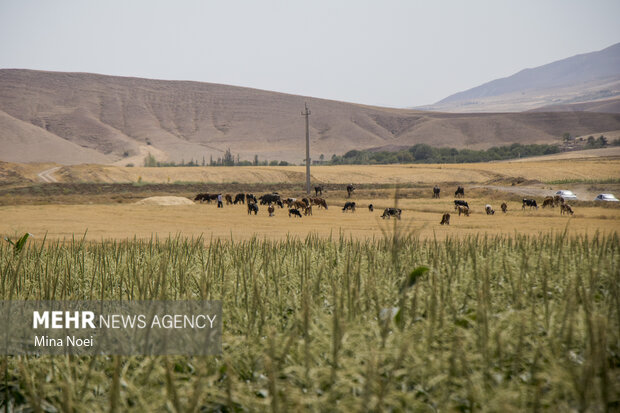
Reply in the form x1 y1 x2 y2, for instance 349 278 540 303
1 196 618 242
1 157 619 242
48 156 620 184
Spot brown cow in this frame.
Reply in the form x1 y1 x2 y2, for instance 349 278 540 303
542 197 554 208
554 195 564 206
440 213 450 225
225 194 233 205
457 205 470 216
312 198 328 209
560 204 574 215
501 202 507 213
267 204 275 217
304 205 313 216
293 200 307 210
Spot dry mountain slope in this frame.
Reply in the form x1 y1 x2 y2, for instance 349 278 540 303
1 69 620 164
424 42 620 113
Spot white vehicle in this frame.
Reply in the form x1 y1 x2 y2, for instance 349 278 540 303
555 190 577 200
594 193 619 202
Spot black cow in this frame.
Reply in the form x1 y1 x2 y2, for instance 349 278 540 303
522 199 538 210
276 200 284 208
200 193 218 203
454 200 469 210
342 201 356 212
368 204 374 212
246 194 257 204
247 203 259 215
233 193 246 204
314 185 324 196
289 208 302 218
433 185 440 199
381 208 402 220
455 186 465 198
194 193 208 202
346 184 355 198
259 193 281 205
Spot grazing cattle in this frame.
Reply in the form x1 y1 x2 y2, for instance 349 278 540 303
289 208 302 218
259 193 281 205
304 205 312 216
455 186 465 198
233 193 246 204
501 202 507 213
293 200 307 210
560 204 574 215
346 184 355 198
195 193 218 203
285 198 297 208
454 200 469 210
440 213 450 225
522 199 538 210
433 185 440 199
342 201 356 212
312 198 328 209
194 193 208 202
225 194 233 205
554 195 564 206
267 204 275 217
247 203 259 215
457 205 470 216
276 200 284 208
485 204 495 215
314 185 324 196
368 204 374 212
381 208 402 220
542 197 554 208
246 194 257 204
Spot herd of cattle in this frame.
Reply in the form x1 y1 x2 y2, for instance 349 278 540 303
194 184 575 224
194 185 403 219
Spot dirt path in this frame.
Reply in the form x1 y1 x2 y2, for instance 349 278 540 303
37 167 61 183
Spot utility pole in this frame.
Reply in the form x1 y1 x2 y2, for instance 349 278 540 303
302 103 311 195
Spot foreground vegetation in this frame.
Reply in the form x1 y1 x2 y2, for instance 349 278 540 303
1 230 618 411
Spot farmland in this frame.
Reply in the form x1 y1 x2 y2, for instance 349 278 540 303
1 158 619 411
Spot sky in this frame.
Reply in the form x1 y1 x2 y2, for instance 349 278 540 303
1 0 619 108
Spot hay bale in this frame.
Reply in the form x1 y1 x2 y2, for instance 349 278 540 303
135 196 195 206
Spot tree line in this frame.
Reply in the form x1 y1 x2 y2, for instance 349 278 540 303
329 143 561 165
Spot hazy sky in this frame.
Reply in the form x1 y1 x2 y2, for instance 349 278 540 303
1 0 619 107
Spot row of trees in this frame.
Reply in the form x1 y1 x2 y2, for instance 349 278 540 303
330 143 561 165
143 149 290 167
140 136 618 168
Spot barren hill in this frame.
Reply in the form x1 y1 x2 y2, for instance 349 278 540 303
424 42 620 113
1 69 620 164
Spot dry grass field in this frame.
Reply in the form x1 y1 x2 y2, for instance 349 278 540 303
1 195 618 242
23 156 620 185
1 157 618 242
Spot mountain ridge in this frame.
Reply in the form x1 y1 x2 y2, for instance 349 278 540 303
1 68 620 165
423 42 620 113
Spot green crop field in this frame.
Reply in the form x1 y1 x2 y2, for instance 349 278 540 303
1 229 618 412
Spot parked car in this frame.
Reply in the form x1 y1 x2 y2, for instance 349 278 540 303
594 193 619 202
555 190 577 200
